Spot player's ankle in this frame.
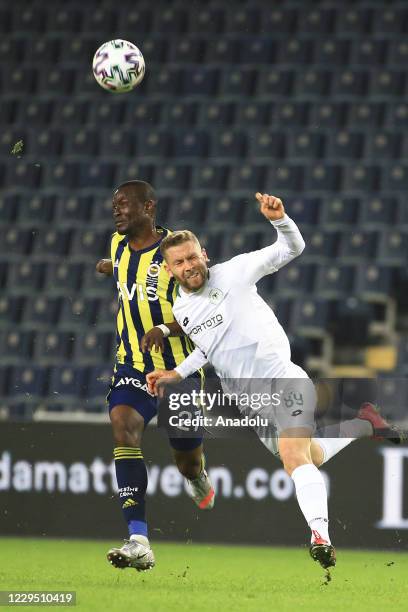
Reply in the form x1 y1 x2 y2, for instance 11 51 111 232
130 534 150 547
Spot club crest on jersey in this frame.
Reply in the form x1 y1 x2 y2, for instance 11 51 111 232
147 262 161 278
209 288 223 304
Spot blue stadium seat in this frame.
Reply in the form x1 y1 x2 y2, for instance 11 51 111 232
81 266 115 297
206 196 242 227
155 7 187 34
58 36 97 64
287 131 325 160
7 161 42 189
72 331 113 364
162 101 197 126
83 365 112 399
100 129 135 158
44 162 78 189
197 101 234 127
1 99 17 125
44 262 83 294
155 164 190 191
343 163 380 192
64 128 100 157
170 39 203 63
87 100 125 125
235 102 271 126
226 8 260 33
353 39 387 66
295 69 331 97
35 331 74 363
1 330 34 362
354 264 392 300
359 197 396 227
336 8 372 35
17 99 52 125
78 162 115 189
396 200 408 229
141 38 167 64
182 67 219 96
256 68 293 97
301 229 338 261
290 298 330 336
389 103 408 128
117 7 153 34
9 66 37 94
173 130 209 159
382 164 408 192
52 100 88 126
54 195 93 225
261 7 297 34
314 264 355 298
9 366 47 398
196 229 224 261
12 6 46 32
38 68 75 95
82 8 116 33
147 67 182 96
136 129 172 159
313 39 349 65
273 263 315 297
239 38 275 64
277 39 313 65
94 297 119 331
273 102 310 127
229 164 266 192
26 128 63 158
373 6 408 35
69 229 110 260
347 102 385 128
31 228 72 258
48 365 87 398
116 162 153 187
388 40 408 65
332 298 373 346
210 129 246 160
247 130 285 160
189 8 225 34
220 230 262 259
0 227 33 255
8 261 45 294
309 102 346 128
0 36 24 62
0 193 20 223
192 164 229 192
167 195 207 229
370 70 405 98
0 296 24 327
59 297 96 329
338 230 376 261
365 131 401 160
376 230 408 265
47 7 81 32
332 69 368 97
304 164 342 191
24 296 61 328
326 130 364 160
299 7 335 34
266 164 304 192
287 198 321 227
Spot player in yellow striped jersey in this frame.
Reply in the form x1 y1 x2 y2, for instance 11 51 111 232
96 180 214 572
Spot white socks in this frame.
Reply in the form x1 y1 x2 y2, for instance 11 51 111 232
314 437 355 465
291 463 330 544
130 534 149 547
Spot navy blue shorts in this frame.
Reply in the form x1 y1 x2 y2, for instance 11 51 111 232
107 362 203 451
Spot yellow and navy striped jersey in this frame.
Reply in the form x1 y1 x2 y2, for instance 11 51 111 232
111 226 195 373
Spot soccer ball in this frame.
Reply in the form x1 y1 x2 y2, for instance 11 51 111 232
92 39 145 93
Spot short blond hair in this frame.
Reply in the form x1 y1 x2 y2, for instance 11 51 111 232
160 230 201 259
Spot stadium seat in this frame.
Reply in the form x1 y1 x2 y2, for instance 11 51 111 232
287 131 325 160
301 229 338 261
83 365 113 399
347 102 385 128
365 131 401 160
48 365 87 398
336 8 372 35
326 131 364 160
154 7 187 34
354 264 392 300
6 161 42 189
59 297 96 329
338 230 377 261
235 102 271 126
69 229 110 261
273 263 315 297
7 261 45 294
44 262 83 294
273 102 310 127
0 296 24 327
51 100 88 126
299 7 335 34
162 101 198 126
370 70 405 98
38 68 75 95
0 193 20 223
247 130 285 160
295 69 331 97
261 7 297 34
87 100 126 125
117 7 153 34
72 331 114 364
141 38 167 64
173 130 209 159
32 228 72 258
309 102 346 128
189 8 225 34
58 36 97 64
332 69 368 97
54 195 94 225
94 297 119 330
192 164 229 192
240 38 275 64
376 230 408 265
359 197 396 227
35 331 74 364
64 128 100 157
206 196 242 227
8 366 47 398
155 164 190 191
12 6 46 32
343 164 380 192
197 101 234 127
229 164 266 192
220 230 263 259
167 195 207 229
266 165 304 192
256 68 293 97
170 39 203 64
44 162 79 189
373 6 408 35
313 39 349 65
226 8 260 33
1 330 34 362
23 296 61 328
47 8 81 32
353 39 387 66
82 8 116 33
290 298 330 336
382 164 408 192
277 39 313 65
18 194 55 224
0 227 33 255
314 264 355 298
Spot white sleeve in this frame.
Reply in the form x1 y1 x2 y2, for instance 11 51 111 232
225 214 305 285
174 347 208 379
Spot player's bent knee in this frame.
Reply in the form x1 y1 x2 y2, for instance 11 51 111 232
110 404 145 447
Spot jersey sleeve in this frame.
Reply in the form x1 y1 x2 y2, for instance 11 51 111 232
223 214 305 285
174 346 208 379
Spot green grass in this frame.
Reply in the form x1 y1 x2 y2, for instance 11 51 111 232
0 538 407 611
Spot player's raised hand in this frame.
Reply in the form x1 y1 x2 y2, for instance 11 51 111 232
146 369 182 396
255 193 285 221
96 258 113 276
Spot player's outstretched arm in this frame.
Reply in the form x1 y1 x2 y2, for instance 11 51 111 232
141 321 184 353
96 258 113 276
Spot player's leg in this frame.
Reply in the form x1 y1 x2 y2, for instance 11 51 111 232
171 440 215 510
105 366 158 571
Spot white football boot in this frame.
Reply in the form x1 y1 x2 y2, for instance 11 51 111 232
187 457 215 510
107 536 155 571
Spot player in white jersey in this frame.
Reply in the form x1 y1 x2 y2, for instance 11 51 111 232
144 193 400 570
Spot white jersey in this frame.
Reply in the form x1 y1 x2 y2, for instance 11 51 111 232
173 214 306 381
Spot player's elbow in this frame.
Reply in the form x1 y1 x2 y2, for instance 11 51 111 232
295 237 306 256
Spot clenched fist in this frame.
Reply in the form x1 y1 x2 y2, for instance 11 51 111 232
255 193 285 221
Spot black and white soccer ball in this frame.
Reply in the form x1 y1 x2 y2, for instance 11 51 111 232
92 39 145 93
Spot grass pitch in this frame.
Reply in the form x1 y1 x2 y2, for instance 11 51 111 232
1 538 407 611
